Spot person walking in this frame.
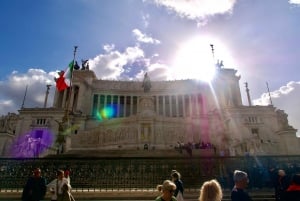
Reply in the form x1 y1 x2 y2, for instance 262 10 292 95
171 171 184 201
275 169 290 201
231 170 252 201
199 179 223 201
47 170 70 201
21 167 47 201
60 183 75 201
155 180 177 201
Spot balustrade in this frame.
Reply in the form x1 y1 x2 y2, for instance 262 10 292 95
1 156 300 191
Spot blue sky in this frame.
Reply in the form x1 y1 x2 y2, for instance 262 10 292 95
0 0 299 135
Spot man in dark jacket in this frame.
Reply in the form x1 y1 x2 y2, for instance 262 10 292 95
275 169 290 201
171 171 184 200
231 170 252 201
22 168 47 201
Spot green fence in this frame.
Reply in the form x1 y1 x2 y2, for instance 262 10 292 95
1 156 300 192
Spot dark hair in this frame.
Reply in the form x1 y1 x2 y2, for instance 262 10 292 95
57 170 64 176
171 172 180 179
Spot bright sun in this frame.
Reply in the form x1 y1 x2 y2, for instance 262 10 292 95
171 35 233 82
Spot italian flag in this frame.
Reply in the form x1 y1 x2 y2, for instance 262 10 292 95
55 60 74 91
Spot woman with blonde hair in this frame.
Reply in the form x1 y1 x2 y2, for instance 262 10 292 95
199 179 223 201
155 180 177 201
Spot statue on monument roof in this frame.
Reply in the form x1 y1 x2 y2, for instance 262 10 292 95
142 72 151 93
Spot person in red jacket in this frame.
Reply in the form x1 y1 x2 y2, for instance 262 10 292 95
284 174 300 201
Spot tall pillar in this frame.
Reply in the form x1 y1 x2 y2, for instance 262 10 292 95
189 95 192 117
137 96 140 114
175 95 179 117
117 95 120 117
182 95 186 117
195 94 200 116
104 95 107 109
130 96 133 115
62 89 68 108
68 87 75 112
96 94 100 113
169 95 172 117
163 96 166 116
156 96 159 114
123 96 127 117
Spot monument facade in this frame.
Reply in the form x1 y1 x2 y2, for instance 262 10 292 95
0 65 298 157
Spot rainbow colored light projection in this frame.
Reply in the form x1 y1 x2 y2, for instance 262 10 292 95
96 105 117 121
10 129 54 158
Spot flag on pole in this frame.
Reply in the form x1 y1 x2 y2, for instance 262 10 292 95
55 60 74 91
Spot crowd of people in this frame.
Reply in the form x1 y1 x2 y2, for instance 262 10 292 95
154 168 300 201
272 169 300 201
21 166 300 201
175 141 216 156
176 141 215 150
21 167 74 201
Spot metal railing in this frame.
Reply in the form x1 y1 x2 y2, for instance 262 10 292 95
1 155 300 192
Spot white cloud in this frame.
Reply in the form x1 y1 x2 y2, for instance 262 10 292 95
147 62 171 80
142 13 150 28
0 69 55 115
132 29 161 44
152 0 237 20
0 100 14 115
253 81 300 136
134 62 171 81
289 0 300 5
103 44 115 52
89 45 145 80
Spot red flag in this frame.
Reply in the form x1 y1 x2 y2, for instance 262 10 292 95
55 71 68 91
55 60 74 91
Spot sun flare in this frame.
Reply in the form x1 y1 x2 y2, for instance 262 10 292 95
171 35 233 82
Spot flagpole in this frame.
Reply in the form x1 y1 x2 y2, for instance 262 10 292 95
21 85 28 109
70 46 78 88
64 46 78 121
266 82 273 106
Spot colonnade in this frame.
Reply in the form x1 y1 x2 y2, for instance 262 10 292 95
92 93 205 118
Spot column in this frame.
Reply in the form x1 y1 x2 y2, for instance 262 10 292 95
196 94 200 116
123 95 126 117
62 89 68 108
182 95 186 117
189 95 192 117
163 96 166 116
169 95 172 117
117 95 120 117
69 87 75 111
130 96 133 116
156 96 159 114
97 94 101 114
176 95 179 117
104 95 107 109
137 96 140 114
